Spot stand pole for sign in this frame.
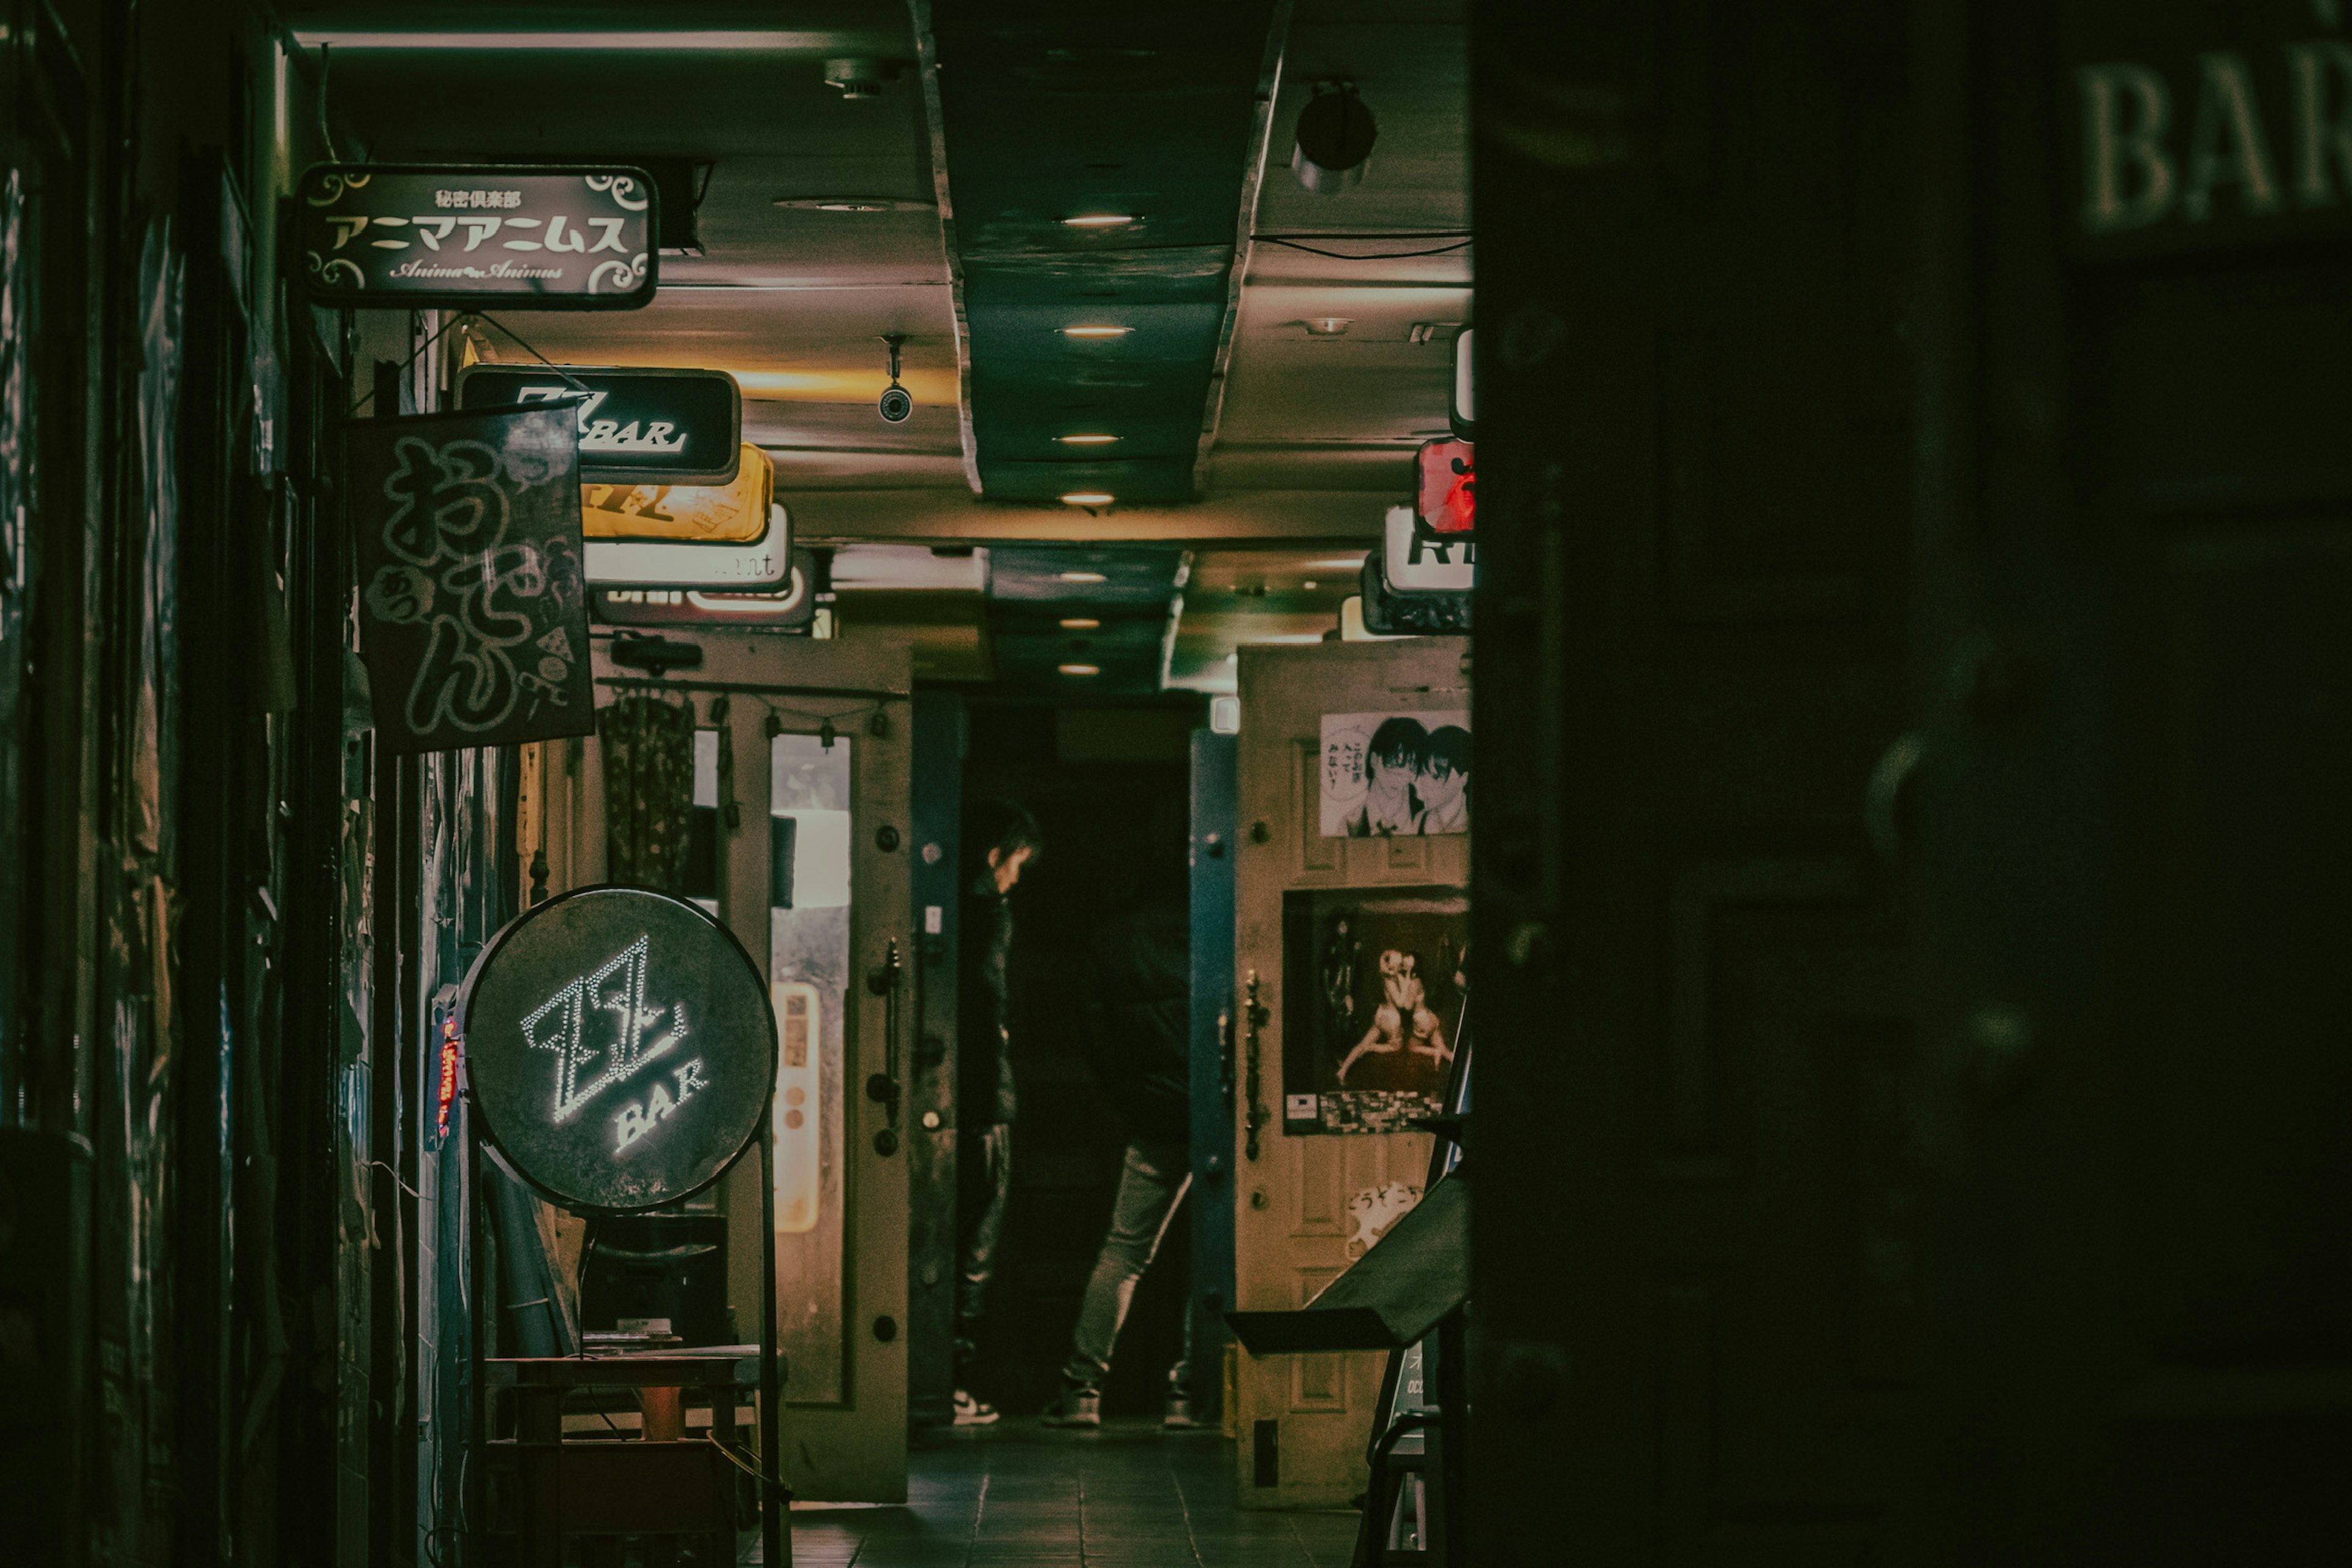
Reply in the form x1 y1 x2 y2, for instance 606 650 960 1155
760 1123 789 1567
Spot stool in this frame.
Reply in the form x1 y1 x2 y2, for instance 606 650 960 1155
479 1352 773 1568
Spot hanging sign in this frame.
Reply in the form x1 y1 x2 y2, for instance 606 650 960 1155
581 445 772 543
456 366 742 485
1415 439 1474 536
1362 544 1471 635
1382 502 1472 595
347 405 597 754
594 549 821 628
298 164 657 309
586 503 795 587
461 886 777 1214
1450 326 1474 441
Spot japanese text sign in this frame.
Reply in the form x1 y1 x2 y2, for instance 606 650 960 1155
347 405 596 754
299 165 657 309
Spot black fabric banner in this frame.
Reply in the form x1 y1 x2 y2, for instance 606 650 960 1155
348 404 595 753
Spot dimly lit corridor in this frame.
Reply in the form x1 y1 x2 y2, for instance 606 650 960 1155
3 1 2348 1565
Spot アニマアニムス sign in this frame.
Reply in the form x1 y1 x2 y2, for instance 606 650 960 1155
461 887 777 1213
299 164 657 308
457 365 742 485
347 404 597 753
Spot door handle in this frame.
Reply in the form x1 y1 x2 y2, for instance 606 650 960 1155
865 939 903 1155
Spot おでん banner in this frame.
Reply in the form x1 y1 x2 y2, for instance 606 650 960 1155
348 404 596 754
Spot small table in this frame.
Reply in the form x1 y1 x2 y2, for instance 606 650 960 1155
480 1351 774 1568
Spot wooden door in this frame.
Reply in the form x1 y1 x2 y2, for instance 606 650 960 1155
1471 0 1921 1557
1231 640 1467 1507
1905 6 2352 1559
560 631 915 1501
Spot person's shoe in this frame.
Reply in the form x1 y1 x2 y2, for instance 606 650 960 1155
1041 1384 1101 1430
951 1389 1000 1426
1161 1390 1198 1429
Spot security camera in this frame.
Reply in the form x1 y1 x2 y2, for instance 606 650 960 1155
1292 81 1378 194
878 385 913 423
824 57 902 99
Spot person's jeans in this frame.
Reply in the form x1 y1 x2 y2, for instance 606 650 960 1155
955 1123 1012 1378
1060 1136 1192 1392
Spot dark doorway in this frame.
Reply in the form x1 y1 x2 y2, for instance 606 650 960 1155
960 701 1200 1419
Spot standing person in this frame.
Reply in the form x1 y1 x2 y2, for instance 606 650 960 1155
1042 857 1194 1430
952 797 1042 1425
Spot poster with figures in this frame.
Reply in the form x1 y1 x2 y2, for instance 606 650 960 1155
1320 708 1471 836
1282 887 1469 1134
349 404 596 754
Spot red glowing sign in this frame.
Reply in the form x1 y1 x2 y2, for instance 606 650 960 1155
435 1013 462 1142
1415 440 1474 535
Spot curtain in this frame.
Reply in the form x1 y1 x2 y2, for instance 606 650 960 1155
600 692 696 892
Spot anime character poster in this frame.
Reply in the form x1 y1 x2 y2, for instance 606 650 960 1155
1281 888 1468 1134
1320 709 1471 837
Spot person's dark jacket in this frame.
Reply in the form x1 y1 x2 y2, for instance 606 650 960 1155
958 880 1019 1128
1081 891 1191 1144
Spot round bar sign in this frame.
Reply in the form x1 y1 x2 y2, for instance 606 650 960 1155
462 886 775 1213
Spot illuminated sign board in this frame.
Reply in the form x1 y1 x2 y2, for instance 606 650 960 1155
1381 502 1472 596
593 549 820 628
298 164 658 309
585 504 794 587
581 445 771 543
457 366 742 486
461 886 775 1213
1450 326 1474 441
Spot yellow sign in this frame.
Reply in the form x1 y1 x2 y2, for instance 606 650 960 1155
582 443 771 542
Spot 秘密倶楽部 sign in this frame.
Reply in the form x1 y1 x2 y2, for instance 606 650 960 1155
458 365 742 485
299 165 658 309
460 887 776 1214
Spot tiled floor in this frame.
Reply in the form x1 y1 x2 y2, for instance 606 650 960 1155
765 1422 1360 1568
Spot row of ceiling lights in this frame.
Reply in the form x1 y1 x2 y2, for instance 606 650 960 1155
1058 217 1138 507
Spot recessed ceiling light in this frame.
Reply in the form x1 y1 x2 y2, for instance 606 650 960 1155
1061 214 1139 228
1057 433 1121 444
1059 617 1102 630
1058 663 1102 676
1058 499 1114 511
1061 325 1130 339
774 196 932 213
1058 568 1109 581
1303 580 1319 590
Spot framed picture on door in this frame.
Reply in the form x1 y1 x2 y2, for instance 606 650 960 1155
1281 886 1468 1134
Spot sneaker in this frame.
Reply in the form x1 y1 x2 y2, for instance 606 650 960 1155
1041 1384 1101 1430
1161 1390 1198 1429
952 1389 1000 1426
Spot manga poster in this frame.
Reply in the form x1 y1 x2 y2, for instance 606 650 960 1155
1281 888 1468 1134
1320 709 1471 836
348 404 596 754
